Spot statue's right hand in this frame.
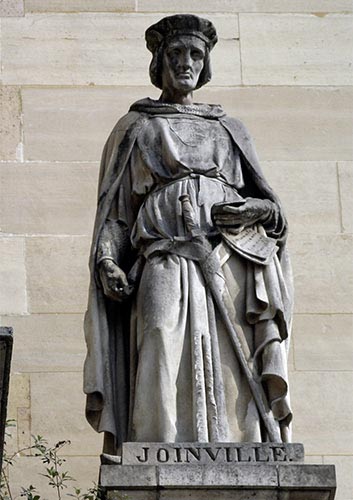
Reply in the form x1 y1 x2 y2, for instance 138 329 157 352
99 259 132 302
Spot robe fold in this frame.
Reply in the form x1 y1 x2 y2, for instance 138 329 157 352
83 98 294 452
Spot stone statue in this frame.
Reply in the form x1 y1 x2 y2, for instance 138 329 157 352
84 14 294 455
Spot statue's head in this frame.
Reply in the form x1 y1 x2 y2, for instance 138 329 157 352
145 15 218 92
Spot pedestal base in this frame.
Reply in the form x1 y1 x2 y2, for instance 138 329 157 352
100 443 336 500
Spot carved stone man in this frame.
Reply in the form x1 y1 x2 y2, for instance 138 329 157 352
84 14 293 455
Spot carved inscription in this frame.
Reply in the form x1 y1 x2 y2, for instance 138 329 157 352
122 442 304 466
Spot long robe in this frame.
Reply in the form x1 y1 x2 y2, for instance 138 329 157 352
83 98 294 452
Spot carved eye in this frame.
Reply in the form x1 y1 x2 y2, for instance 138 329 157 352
191 50 203 60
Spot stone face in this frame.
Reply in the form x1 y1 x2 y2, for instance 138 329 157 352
22 86 353 162
26 236 90 313
30 372 102 456
0 162 99 235
338 161 353 234
240 14 353 85
0 86 21 160
0 0 24 16
1 13 240 86
0 237 27 315
4 314 85 372
290 234 353 314
261 161 341 234
293 314 353 371
290 371 353 455
25 0 135 13
198 86 353 161
136 0 353 13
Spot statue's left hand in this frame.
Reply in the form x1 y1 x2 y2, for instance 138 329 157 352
212 198 273 232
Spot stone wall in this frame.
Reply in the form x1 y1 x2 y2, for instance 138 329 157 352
0 1 352 498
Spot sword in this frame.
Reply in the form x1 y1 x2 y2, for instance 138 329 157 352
179 194 282 442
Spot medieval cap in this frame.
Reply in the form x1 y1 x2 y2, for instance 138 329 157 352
145 14 218 53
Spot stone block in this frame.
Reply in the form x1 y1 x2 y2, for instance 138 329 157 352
23 86 353 162
290 371 353 455
323 455 353 500
7 373 30 453
290 234 353 314
0 237 27 315
293 314 353 371
7 373 30 417
158 492 275 500
338 161 353 234
30 372 102 455
101 462 336 499
9 455 99 496
0 86 21 160
22 86 158 161
0 0 24 16
240 14 353 85
3 313 85 372
261 161 340 234
158 464 278 487
122 442 304 466
102 464 157 487
198 86 353 161
0 162 99 235
26 236 90 313
137 0 353 13
25 0 135 12
1 13 239 86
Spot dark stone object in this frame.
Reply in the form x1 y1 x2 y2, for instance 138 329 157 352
0 327 13 473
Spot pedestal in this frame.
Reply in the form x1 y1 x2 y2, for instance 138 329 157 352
100 443 336 500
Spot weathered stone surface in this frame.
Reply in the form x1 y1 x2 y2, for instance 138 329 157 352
158 464 278 487
293 314 353 371
290 234 353 314
0 0 24 16
198 86 353 161
240 14 353 85
101 462 336 499
25 0 135 12
4 314 85 372
102 464 157 487
22 86 159 161
9 456 99 496
278 464 336 488
6 373 30 455
26 236 90 313
261 161 340 234
23 86 353 162
290 371 353 455
338 161 353 233
323 455 353 500
0 86 21 160
122 442 304 466
7 373 31 417
137 0 353 13
1 13 239 86
0 237 26 315
0 162 99 235
31 372 101 455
